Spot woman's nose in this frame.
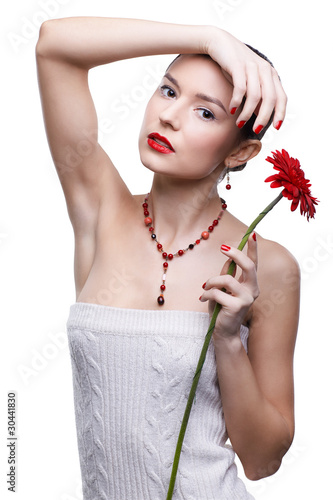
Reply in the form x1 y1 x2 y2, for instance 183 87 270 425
159 102 181 130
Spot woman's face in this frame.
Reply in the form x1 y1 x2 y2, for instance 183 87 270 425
138 54 240 180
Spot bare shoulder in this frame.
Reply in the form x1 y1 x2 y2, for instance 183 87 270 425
256 234 301 282
223 210 301 283
250 232 301 330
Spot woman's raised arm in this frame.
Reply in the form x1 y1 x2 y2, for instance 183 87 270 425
35 18 213 237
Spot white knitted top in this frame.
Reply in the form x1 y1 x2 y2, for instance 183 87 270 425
66 301 254 500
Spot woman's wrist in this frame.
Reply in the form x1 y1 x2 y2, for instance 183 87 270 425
196 25 223 56
213 330 244 355
205 25 228 55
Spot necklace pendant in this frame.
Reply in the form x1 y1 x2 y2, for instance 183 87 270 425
157 271 167 306
143 193 227 306
157 295 165 306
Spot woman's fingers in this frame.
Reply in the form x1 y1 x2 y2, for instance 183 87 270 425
251 65 277 132
226 49 286 132
200 272 257 330
228 63 247 112
200 234 260 336
220 257 236 278
246 232 259 272
220 237 258 286
208 29 287 130
271 68 288 129
235 63 262 127
201 234 259 301
234 59 285 133
201 274 254 305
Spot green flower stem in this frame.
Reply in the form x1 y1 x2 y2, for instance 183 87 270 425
165 192 283 500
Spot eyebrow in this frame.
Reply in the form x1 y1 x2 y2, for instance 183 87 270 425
164 73 227 114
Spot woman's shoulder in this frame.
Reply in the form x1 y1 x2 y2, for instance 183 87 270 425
256 234 300 276
255 233 301 302
224 211 300 273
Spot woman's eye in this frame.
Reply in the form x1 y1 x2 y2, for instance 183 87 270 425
160 85 176 98
197 108 216 121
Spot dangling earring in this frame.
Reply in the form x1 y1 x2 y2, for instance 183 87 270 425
225 168 231 190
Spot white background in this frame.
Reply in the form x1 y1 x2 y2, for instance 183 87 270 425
1 0 332 499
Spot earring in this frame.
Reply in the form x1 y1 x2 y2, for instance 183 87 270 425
225 169 231 190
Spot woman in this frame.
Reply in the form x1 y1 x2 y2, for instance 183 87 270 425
36 17 299 500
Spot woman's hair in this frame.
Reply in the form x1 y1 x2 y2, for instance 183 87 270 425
165 45 277 173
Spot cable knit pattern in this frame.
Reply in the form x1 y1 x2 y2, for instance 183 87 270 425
66 302 255 500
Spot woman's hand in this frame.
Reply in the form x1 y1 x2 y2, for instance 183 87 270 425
206 27 287 132
200 233 259 340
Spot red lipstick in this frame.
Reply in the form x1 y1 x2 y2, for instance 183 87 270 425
147 133 175 154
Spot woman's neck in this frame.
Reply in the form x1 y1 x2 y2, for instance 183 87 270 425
147 172 224 250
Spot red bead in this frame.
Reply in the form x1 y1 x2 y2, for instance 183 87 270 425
157 243 163 250
163 262 168 268
168 254 174 260
142 202 148 208
201 231 209 240
149 227 154 232
157 296 165 306
208 226 214 232
226 184 231 190
213 219 219 226
222 203 227 209
160 284 166 291
144 217 152 226
196 239 201 244
162 252 168 258
144 210 149 216
178 249 184 256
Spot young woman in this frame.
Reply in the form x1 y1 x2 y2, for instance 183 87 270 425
36 17 299 500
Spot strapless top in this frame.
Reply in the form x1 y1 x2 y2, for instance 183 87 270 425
66 302 254 500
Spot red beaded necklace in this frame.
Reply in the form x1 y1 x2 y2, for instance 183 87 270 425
143 193 227 306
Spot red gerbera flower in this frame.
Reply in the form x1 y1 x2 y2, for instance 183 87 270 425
265 149 319 221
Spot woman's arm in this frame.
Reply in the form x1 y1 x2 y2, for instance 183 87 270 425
37 17 285 129
200 235 300 480
35 18 218 289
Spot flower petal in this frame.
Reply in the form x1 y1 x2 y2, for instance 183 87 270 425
265 150 319 220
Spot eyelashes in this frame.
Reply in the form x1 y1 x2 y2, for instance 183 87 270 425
197 108 216 120
159 85 217 121
160 84 176 99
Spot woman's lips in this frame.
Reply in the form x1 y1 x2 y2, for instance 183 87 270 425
147 133 175 154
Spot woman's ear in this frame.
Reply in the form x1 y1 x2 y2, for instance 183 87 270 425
226 139 262 170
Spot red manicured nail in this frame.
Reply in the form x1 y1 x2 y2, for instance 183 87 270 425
237 120 246 129
275 120 283 130
254 125 264 134
202 282 206 289
252 232 257 241
221 245 231 251
230 107 237 115
199 295 202 301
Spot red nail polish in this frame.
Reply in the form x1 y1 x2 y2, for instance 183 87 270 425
275 120 283 130
254 125 264 134
237 120 246 129
221 245 231 251
230 107 237 115
202 282 206 289
199 295 202 301
252 232 256 241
